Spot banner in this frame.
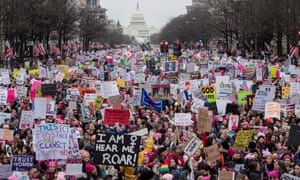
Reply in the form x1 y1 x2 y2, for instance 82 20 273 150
41 84 56 96
94 133 141 166
174 113 193 126
200 85 216 103
33 123 70 160
19 111 34 129
141 88 162 113
233 130 253 150
12 155 34 171
265 102 280 119
104 109 130 125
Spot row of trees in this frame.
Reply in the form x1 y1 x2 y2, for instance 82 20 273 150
0 0 131 59
158 0 300 55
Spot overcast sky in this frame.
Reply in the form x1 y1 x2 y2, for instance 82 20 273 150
101 0 192 29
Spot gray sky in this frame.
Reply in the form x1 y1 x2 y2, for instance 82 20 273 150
101 0 192 29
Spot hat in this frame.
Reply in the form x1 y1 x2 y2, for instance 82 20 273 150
85 163 96 173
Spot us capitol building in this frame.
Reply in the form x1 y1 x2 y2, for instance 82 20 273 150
123 3 159 44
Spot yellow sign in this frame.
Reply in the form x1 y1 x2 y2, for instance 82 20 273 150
270 66 278 78
36 86 42 97
200 85 216 102
57 65 69 74
282 87 290 99
94 96 104 110
116 78 126 88
233 130 253 150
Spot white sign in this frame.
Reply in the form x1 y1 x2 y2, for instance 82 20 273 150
128 128 149 136
19 111 34 129
84 93 97 103
174 113 193 126
1 71 10 85
0 113 10 125
33 98 47 119
0 89 7 105
134 73 145 84
184 137 202 156
16 86 28 98
46 100 55 116
191 98 205 113
101 81 119 98
265 102 280 119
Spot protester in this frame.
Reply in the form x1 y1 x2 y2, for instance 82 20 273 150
0 42 299 180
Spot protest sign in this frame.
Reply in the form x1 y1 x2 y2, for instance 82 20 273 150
57 65 69 73
0 89 7 105
282 173 300 180
252 90 271 111
19 111 34 129
116 78 126 88
198 108 212 133
69 128 80 159
128 128 148 136
184 137 202 156
265 102 280 119
191 98 205 113
94 133 141 166
174 113 193 126
101 81 120 98
16 86 27 98
0 129 14 141
104 109 130 125
200 85 216 103
84 93 97 103
218 171 235 180
295 104 300 118
41 84 56 96
108 95 122 105
134 73 145 84
7 89 14 103
81 104 96 122
203 144 220 162
0 112 10 125
33 98 47 119
16 73 25 85
33 123 70 160
237 91 251 104
12 155 34 171
0 164 12 179
94 96 104 110
66 88 80 100
65 159 83 176
46 100 55 116
1 71 10 85
282 87 291 99
164 61 177 73
217 82 232 100
228 115 239 131
233 130 253 150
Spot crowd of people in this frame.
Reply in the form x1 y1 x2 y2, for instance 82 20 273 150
0 44 299 180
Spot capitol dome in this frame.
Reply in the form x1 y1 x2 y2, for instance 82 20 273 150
129 4 146 26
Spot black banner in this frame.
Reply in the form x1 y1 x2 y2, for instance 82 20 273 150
41 84 56 96
94 133 141 167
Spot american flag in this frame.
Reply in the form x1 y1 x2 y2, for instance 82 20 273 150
38 43 46 55
6 48 13 57
290 45 299 59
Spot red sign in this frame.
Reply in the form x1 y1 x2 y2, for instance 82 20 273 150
104 109 130 125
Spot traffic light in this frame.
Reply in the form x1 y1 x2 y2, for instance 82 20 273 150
160 41 169 54
173 41 182 57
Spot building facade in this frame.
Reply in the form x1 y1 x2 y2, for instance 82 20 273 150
123 3 159 43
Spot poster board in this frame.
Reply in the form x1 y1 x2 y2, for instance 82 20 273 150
94 133 141 166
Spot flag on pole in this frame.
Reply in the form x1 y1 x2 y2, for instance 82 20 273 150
38 43 46 55
6 48 13 57
141 88 162 113
290 45 299 59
